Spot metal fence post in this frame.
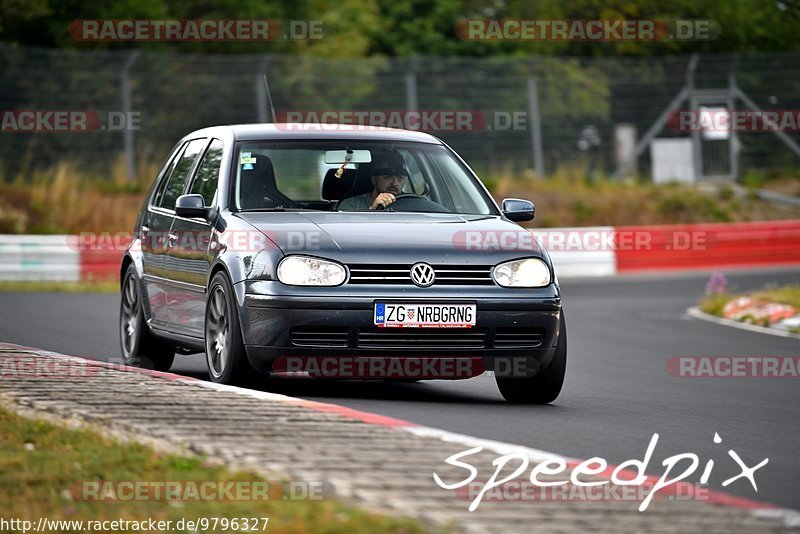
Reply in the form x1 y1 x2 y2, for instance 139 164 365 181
527 65 544 177
405 56 418 112
121 50 140 182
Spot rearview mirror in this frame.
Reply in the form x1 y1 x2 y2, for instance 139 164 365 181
502 198 535 222
175 194 213 220
324 149 372 164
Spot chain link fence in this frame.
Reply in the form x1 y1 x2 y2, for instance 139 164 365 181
2 44 799 181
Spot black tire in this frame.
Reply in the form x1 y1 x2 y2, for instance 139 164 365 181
495 311 567 404
119 265 175 371
205 272 258 384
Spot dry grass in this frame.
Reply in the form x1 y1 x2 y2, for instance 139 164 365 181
1 161 798 234
750 284 800 309
0 156 154 234
491 166 800 228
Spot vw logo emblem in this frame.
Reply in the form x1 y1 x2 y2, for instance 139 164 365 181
410 262 435 287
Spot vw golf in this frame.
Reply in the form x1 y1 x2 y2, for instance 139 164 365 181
119 124 566 403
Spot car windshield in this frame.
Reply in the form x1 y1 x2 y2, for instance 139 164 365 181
232 140 496 215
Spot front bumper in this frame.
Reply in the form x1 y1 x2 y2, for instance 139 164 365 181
239 281 562 378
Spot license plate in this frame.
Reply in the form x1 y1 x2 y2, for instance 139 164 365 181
374 303 476 328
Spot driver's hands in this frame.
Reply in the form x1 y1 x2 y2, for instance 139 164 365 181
369 192 396 210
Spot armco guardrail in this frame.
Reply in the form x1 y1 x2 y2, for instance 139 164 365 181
0 235 80 281
1 219 798 282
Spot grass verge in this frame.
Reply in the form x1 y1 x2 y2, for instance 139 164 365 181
492 171 800 228
0 281 119 293
0 404 427 533
700 284 800 317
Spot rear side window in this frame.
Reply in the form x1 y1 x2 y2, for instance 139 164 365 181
157 138 207 210
188 139 224 206
152 141 187 207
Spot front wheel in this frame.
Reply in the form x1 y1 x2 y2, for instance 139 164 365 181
495 311 567 404
119 265 175 371
205 272 257 384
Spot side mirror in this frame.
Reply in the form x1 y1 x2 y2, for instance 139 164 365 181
175 194 212 220
502 198 535 222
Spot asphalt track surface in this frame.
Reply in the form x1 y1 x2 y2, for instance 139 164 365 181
1 267 798 510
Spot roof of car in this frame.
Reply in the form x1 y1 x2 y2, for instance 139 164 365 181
188 123 443 144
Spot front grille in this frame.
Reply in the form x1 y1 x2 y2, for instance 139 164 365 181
347 264 494 286
290 326 349 348
357 328 487 349
494 328 545 348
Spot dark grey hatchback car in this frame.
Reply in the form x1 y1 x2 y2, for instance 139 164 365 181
120 124 566 403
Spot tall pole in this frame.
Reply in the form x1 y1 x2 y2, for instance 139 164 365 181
121 50 140 182
405 56 419 112
527 64 544 176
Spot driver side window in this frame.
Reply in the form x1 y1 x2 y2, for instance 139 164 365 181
156 138 207 211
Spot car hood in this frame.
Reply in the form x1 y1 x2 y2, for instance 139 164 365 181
236 211 544 264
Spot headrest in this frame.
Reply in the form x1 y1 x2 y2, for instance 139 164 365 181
240 155 295 209
321 167 358 201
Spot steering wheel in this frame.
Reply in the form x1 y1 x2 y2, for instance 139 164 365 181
378 193 449 213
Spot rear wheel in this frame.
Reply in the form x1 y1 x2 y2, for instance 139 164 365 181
495 311 567 404
119 265 175 371
205 272 257 384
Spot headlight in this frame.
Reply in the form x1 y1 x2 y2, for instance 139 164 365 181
277 255 346 286
493 258 551 288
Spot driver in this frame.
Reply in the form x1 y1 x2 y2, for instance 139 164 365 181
338 152 406 210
